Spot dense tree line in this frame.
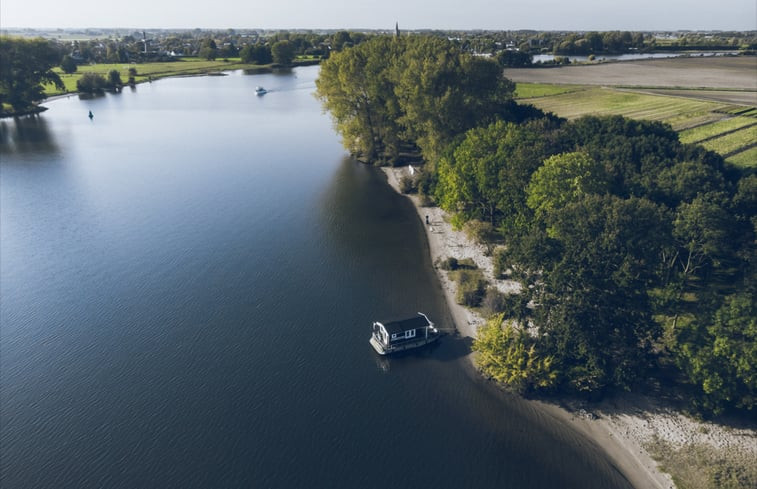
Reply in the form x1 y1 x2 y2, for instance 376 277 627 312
316 35 547 165
54 30 371 66
316 34 755 415
442 116 755 414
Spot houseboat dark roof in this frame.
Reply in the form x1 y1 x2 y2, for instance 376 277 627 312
380 315 432 335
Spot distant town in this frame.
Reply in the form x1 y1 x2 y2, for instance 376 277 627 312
2 27 755 65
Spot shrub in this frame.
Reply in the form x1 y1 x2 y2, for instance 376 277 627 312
417 170 436 197
473 316 558 393
463 219 493 242
482 288 530 321
76 72 107 93
453 269 487 307
439 256 477 271
439 257 458 270
493 247 508 278
107 69 122 89
482 287 509 316
399 174 417 194
60 55 77 74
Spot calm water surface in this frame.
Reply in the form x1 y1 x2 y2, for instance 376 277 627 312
0 66 632 488
532 50 737 63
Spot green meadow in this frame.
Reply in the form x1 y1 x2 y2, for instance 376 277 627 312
517 83 756 169
43 56 317 95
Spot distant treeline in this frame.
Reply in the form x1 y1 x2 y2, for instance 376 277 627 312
316 35 756 416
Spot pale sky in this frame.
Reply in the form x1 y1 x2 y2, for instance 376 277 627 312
1 0 755 31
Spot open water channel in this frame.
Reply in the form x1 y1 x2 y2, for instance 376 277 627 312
0 66 633 488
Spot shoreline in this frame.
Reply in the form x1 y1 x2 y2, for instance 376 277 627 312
381 165 756 489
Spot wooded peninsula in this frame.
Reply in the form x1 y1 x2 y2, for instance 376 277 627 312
315 35 755 418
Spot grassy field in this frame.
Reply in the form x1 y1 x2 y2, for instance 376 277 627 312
519 86 737 130
519 85 756 168
509 56 757 169
697 127 756 156
513 83 583 98
724 146 757 168
43 57 290 95
679 117 757 144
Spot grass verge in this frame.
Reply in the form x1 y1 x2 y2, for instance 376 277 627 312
645 437 757 489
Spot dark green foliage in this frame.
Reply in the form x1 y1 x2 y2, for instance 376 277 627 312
240 44 272 64
452 269 487 307
673 291 756 414
0 36 64 111
432 114 753 409
76 72 108 93
107 69 122 89
435 118 563 232
496 49 532 67
317 36 755 412
271 40 295 65
439 257 459 270
481 288 529 319
60 54 77 74
316 35 518 164
199 38 217 60
399 174 417 194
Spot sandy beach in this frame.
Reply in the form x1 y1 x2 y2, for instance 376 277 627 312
382 166 756 489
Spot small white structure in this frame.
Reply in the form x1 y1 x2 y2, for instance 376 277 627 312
370 313 439 355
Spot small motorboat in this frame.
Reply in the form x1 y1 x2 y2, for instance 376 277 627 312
255 86 267 95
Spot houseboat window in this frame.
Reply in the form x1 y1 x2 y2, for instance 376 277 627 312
405 329 416 339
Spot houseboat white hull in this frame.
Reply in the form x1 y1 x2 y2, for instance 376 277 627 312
370 312 440 355
370 332 440 355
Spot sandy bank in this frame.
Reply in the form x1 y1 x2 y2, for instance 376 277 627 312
381 166 756 489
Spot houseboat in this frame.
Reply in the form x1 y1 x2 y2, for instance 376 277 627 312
370 312 439 355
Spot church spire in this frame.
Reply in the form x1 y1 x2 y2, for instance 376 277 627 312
395 22 399 38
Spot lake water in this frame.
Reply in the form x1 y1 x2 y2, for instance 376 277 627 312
0 66 632 488
532 50 738 63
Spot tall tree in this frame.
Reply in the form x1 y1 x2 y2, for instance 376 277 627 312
526 151 609 224
435 118 562 231
393 36 515 162
316 36 405 163
271 40 295 65
673 291 756 414
0 36 64 111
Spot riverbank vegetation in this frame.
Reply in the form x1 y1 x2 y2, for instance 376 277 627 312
0 36 64 115
2 30 373 110
316 34 755 418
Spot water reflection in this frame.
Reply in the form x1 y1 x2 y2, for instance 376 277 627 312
0 116 59 156
77 92 107 101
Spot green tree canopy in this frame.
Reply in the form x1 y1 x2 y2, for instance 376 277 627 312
240 44 272 64
271 40 295 65
526 151 609 224
0 36 64 111
473 315 558 393
316 35 521 165
674 291 756 414
60 54 77 74
435 118 562 231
